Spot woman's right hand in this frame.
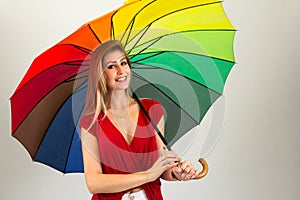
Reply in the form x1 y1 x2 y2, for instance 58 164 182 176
145 150 180 182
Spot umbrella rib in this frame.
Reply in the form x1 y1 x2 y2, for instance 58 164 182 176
129 29 236 62
56 43 92 54
63 102 85 173
62 79 88 173
123 22 147 50
110 1 153 42
10 43 91 97
64 70 88 83
116 0 156 44
11 60 89 98
129 29 236 55
31 101 67 164
130 50 164 62
12 65 89 139
87 24 102 44
32 74 86 172
128 29 236 61
126 26 155 55
150 0 223 25
124 0 223 50
132 62 223 95
11 71 88 145
132 72 200 125
132 49 235 67
62 61 89 67
111 9 122 40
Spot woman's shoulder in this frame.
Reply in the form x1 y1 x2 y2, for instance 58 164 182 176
140 98 162 106
80 112 105 126
139 98 164 122
139 98 164 115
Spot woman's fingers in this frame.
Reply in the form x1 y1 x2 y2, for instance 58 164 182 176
158 149 180 165
152 150 180 171
161 156 180 168
159 149 178 158
174 160 198 181
157 149 203 181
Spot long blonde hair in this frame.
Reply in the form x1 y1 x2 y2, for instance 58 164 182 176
83 40 131 125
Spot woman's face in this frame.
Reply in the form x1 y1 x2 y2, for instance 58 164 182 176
103 50 131 92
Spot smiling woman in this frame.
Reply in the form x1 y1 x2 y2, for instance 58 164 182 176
80 40 200 200
103 51 131 91
4 0 300 199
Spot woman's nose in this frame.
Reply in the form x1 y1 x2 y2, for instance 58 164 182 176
116 64 124 74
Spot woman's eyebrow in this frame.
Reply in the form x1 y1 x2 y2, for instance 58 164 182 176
105 56 126 65
105 61 117 65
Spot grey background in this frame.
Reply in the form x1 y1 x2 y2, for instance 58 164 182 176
1 0 299 199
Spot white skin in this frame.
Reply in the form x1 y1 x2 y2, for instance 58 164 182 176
81 50 200 194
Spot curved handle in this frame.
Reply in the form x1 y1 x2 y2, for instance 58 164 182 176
193 158 209 180
177 157 208 180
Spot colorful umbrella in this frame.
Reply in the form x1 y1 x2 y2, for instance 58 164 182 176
10 0 235 174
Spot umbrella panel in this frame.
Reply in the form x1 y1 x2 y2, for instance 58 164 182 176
131 51 234 94
131 67 220 145
34 80 87 173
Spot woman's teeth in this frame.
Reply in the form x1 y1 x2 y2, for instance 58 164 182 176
116 77 126 82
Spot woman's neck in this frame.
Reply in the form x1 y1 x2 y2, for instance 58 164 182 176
107 90 132 110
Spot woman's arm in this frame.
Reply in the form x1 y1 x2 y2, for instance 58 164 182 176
81 128 178 194
154 116 179 181
155 117 199 181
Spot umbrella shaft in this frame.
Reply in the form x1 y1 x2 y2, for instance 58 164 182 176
133 93 171 150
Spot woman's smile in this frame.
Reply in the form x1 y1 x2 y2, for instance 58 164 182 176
116 76 127 82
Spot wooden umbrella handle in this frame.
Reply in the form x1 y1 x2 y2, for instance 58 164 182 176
193 158 209 179
177 157 208 180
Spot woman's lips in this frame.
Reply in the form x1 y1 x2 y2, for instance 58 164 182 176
116 76 127 82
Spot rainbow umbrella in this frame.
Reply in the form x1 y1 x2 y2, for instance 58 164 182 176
10 0 235 174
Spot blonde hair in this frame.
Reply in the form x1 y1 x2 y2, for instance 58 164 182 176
83 40 131 126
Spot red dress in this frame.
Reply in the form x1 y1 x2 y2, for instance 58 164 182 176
80 99 164 200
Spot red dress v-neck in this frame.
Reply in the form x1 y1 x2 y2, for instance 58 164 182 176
80 99 165 200
105 105 140 147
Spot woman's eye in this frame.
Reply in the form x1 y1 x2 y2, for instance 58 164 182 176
107 65 115 69
121 61 128 66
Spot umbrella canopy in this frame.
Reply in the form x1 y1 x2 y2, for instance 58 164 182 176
10 0 235 173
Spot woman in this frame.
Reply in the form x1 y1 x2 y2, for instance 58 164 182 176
80 40 200 200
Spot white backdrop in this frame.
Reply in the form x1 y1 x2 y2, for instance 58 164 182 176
1 0 299 199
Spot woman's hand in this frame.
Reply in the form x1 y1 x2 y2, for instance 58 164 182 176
172 160 201 181
145 150 180 182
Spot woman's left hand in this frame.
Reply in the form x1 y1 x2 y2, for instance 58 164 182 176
172 160 199 181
